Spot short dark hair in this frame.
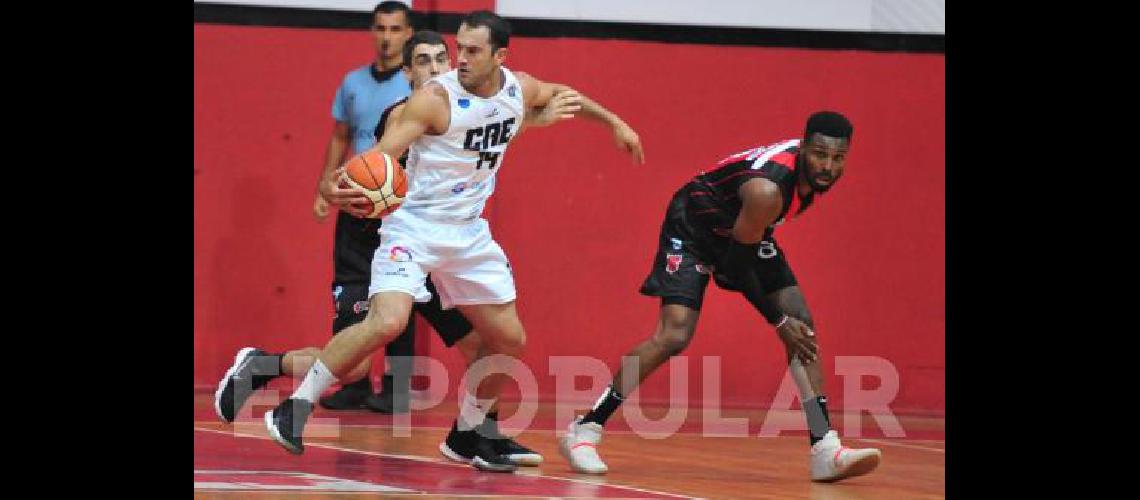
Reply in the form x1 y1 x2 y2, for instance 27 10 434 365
373 1 415 27
804 111 853 141
459 10 510 51
402 30 447 68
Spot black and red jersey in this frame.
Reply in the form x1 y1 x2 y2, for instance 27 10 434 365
373 96 410 164
685 139 815 241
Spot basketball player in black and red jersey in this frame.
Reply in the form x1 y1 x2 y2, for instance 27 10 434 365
562 111 883 482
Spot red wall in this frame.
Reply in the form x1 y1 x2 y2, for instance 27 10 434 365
194 24 944 415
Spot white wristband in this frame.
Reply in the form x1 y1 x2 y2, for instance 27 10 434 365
774 315 789 328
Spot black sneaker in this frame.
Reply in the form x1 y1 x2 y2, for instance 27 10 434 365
319 379 372 410
481 417 544 466
214 347 279 423
438 420 518 472
363 374 410 414
265 398 313 455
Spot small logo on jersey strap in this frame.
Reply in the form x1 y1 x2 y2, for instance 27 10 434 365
352 300 370 314
506 84 517 97
670 238 684 250
332 285 344 300
389 246 412 262
666 253 683 274
458 98 470 109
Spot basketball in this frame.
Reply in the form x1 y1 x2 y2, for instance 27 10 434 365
339 149 407 218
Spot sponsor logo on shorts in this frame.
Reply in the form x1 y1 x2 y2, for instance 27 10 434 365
384 267 409 278
670 238 684 250
352 300 370 314
666 253 683 274
389 246 412 262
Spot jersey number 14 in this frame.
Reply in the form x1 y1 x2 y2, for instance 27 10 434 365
476 151 501 170
464 118 515 170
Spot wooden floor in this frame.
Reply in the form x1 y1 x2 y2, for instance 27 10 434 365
194 392 944 499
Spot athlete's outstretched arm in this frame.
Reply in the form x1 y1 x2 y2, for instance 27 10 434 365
520 89 582 133
515 72 645 164
725 178 818 362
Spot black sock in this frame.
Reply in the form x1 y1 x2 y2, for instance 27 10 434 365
804 395 832 446
581 385 625 426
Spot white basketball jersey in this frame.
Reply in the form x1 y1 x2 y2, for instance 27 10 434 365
401 67 526 223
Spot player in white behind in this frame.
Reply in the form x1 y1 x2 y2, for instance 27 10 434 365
214 30 581 467
261 11 644 472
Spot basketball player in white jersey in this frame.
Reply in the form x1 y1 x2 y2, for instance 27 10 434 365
214 31 580 467
261 11 645 472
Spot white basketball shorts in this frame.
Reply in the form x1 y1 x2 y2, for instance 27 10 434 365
368 209 516 309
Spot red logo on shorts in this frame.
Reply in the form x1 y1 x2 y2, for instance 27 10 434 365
666 253 683 274
389 246 412 262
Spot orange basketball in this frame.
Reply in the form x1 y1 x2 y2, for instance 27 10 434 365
339 150 407 218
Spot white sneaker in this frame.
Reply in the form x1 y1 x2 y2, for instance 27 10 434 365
810 430 882 482
559 416 608 474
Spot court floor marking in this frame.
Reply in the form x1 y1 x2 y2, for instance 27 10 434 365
195 491 668 499
195 427 700 499
850 438 945 453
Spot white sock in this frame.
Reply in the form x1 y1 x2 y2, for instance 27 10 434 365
291 359 338 404
457 392 497 431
